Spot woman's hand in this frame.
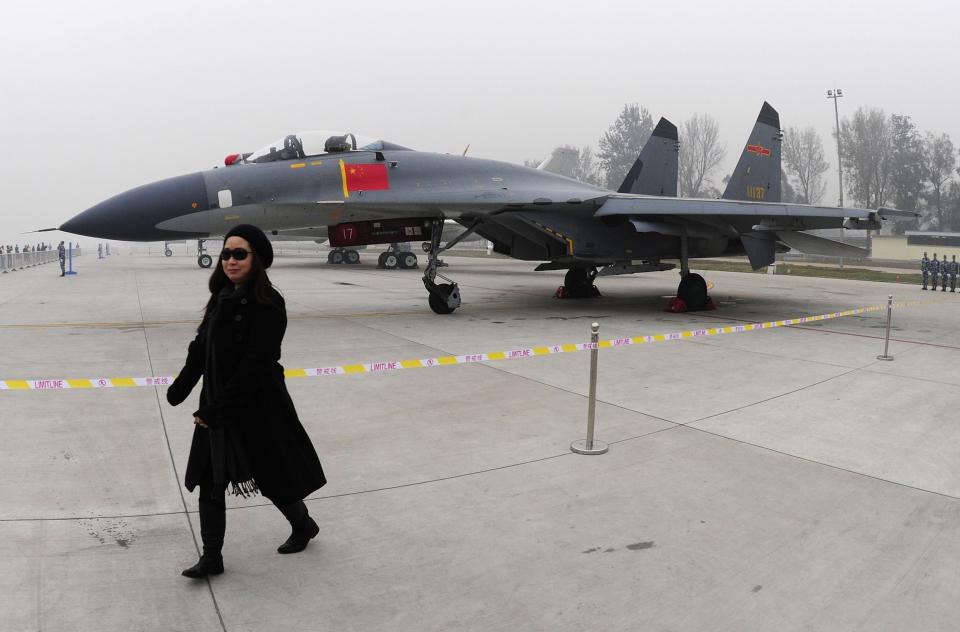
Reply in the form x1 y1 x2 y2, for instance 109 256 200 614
193 416 208 429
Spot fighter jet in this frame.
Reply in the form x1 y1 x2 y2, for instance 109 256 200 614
61 104 912 314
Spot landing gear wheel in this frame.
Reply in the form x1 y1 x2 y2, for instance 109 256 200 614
198 254 213 269
383 253 398 269
377 252 388 268
329 249 344 265
164 248 173 257
677 273 708 310
399 252 418 269
345 249 360 264
428 283 460 314
563 268 600 298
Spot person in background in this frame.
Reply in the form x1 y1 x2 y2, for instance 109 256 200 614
948 255 958 293
57 241 65 277
930 253 940 292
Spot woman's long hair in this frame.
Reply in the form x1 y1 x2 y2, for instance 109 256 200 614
203 248 279 320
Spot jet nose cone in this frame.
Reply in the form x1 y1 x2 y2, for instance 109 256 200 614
60 172 209 241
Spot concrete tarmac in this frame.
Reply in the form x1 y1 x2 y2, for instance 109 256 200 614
2 252 959 631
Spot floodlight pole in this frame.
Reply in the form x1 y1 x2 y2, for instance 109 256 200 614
827 88 846 266
827 88 844 209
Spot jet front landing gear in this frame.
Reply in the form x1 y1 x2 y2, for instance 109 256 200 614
197 240 212 268
423 220 461 314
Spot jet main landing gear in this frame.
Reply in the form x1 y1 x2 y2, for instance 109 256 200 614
378 243 418 269
676 273 708 309
670 234 711 311
327 248 360 265
562 267 601 298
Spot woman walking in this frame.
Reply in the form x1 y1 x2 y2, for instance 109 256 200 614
166 224 326 578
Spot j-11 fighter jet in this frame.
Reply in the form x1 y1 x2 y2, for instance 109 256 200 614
61 103 913 314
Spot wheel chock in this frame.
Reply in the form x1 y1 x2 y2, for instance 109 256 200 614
665 297 688 313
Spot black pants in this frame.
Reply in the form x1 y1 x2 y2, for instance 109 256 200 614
197 468 310 557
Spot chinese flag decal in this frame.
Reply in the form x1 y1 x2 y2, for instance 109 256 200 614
746 144 771 157
339 160 390 197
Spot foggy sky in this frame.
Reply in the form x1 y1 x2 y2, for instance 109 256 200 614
2 0 956 244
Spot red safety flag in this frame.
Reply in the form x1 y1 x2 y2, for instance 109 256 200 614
341 162 390 195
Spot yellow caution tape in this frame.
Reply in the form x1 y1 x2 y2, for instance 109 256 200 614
0 301 922 391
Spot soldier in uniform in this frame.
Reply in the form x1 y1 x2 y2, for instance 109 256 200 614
921 251 930 289
949 255 959 292
57 241 65 277
931 253 941 291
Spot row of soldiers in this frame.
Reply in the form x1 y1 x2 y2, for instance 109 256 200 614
921 252 959 291
3 243 51 254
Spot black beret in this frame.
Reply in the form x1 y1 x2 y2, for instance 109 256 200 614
223 224 273 268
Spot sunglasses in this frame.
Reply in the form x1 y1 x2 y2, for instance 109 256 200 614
220 248 252 262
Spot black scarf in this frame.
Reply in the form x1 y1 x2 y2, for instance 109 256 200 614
205 285 259 498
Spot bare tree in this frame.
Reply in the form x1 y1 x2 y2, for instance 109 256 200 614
947 181 960 231
679 113 726 197
780 168 798 203
922 132 955 229
839 107 892 208
888 114 925 233
597 103 654 189
782 126 829 204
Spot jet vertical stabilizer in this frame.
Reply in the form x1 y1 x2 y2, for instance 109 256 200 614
537 147 579 177
723 102 781 204
617 118 679 196
723 102 782 269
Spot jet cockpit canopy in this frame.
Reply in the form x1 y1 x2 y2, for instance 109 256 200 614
244 130 407 164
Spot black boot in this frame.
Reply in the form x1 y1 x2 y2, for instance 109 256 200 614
276 500 319 554
181 553 224 578
183 484 227 577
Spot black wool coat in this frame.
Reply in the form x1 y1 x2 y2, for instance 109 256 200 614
167 285 326 506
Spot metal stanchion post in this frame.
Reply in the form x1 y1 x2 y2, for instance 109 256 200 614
877 294 894 361
572 322 609 455
65 242 78 275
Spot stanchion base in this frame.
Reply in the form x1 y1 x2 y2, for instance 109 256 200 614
876 355 894 361
65 271 78 276
571 439 608 455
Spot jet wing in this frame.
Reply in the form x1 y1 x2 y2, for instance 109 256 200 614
595 195 905 222
594 195 917 268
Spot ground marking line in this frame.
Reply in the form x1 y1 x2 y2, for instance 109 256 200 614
0 301 923 391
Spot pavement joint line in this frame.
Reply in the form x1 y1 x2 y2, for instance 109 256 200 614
670 423 960 506
8 406 960 524
133 268 228 632
697 312 960 351
685 366 863 427
0 327 949 524
0 300 925 390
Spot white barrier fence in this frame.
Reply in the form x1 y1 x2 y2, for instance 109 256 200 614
0 248 81 273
